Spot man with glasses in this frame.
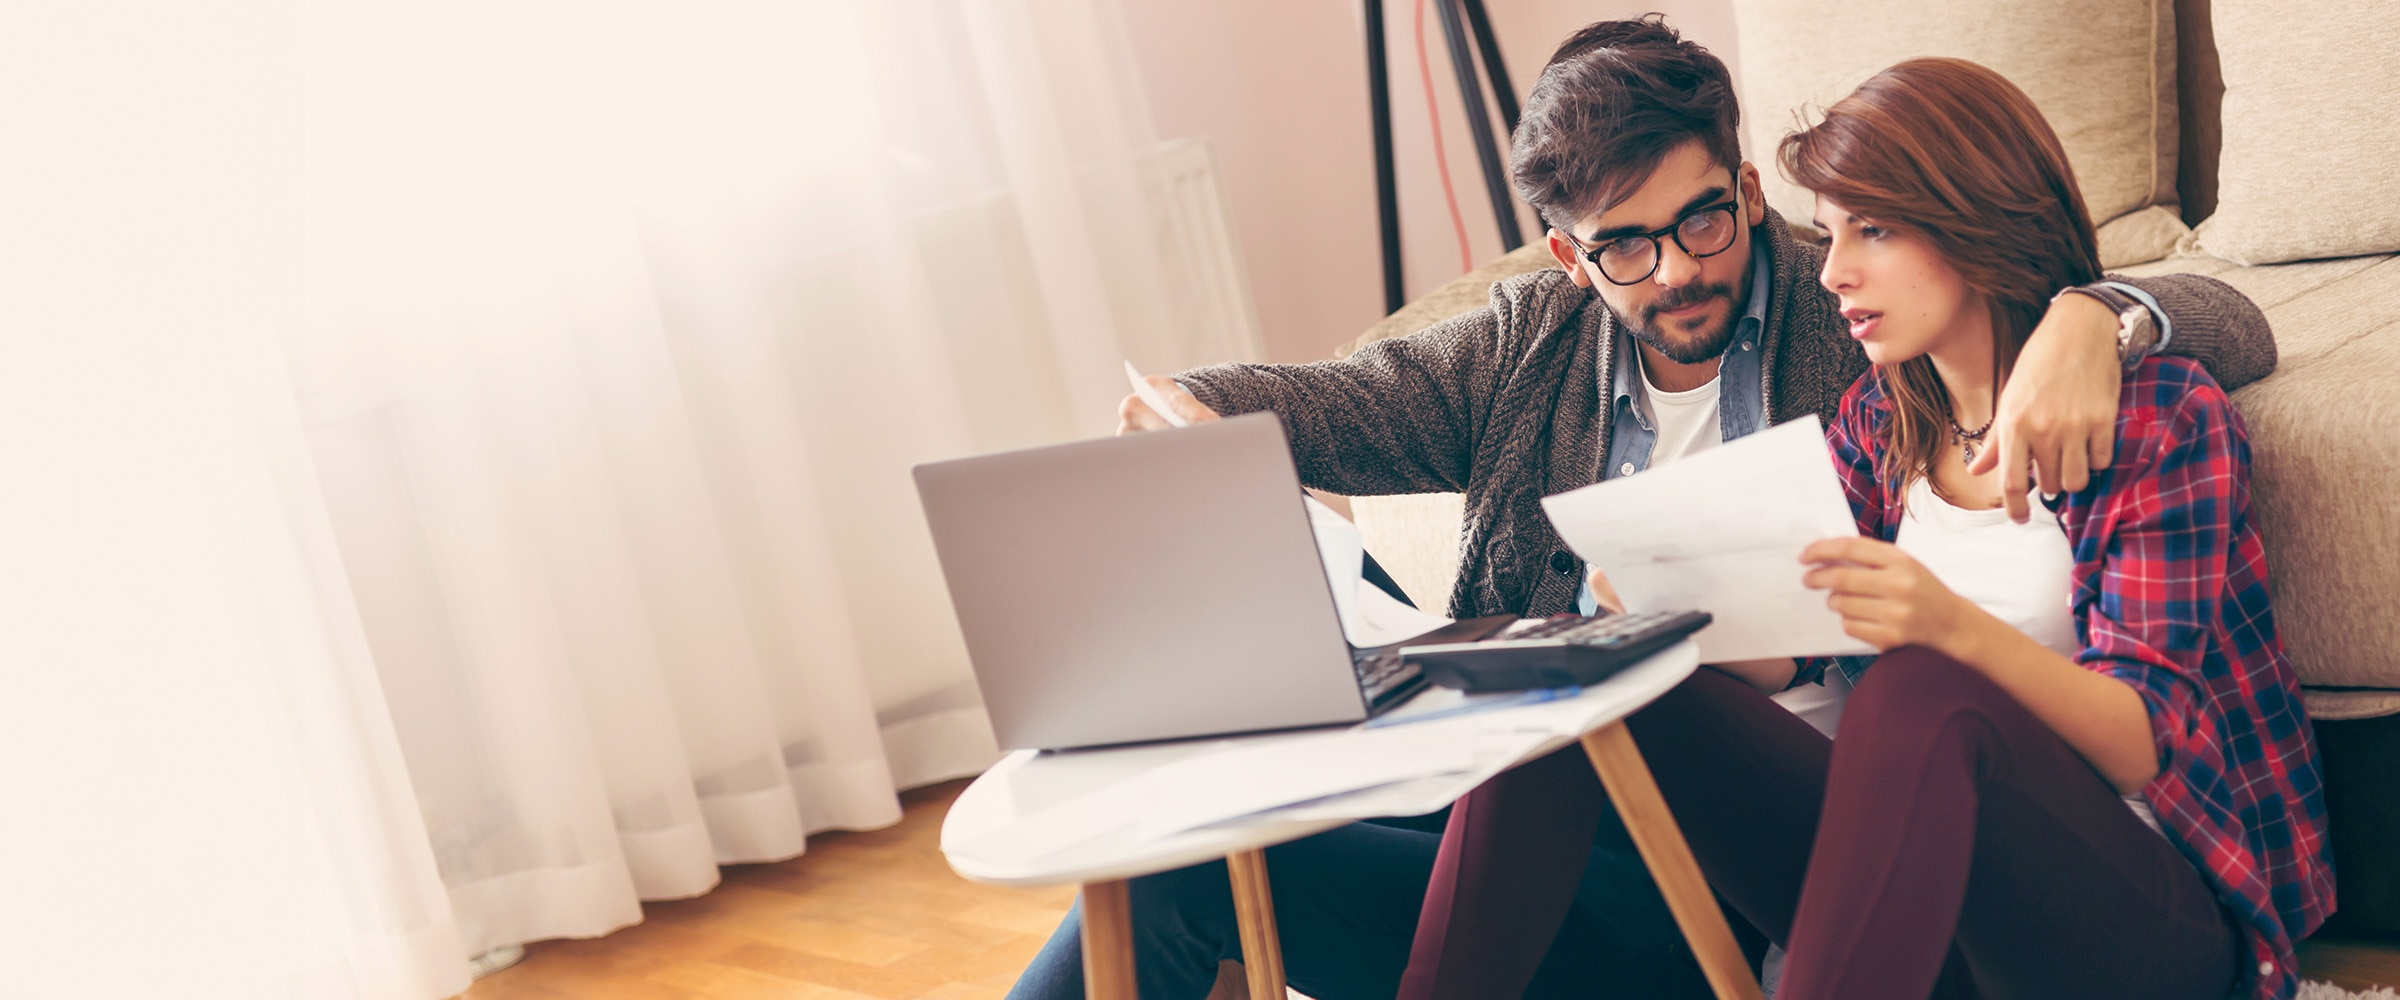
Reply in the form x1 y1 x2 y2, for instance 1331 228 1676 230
1009 16 2277 1000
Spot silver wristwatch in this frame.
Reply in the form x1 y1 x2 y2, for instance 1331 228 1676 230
2055 283 2158 368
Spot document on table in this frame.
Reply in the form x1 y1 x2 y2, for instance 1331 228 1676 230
1133 724 1480 841
1541 415 1873 662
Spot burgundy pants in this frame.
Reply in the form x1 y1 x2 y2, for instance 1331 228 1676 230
1399 648 2239 1000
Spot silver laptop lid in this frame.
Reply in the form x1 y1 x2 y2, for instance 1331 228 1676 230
913 414 1368 750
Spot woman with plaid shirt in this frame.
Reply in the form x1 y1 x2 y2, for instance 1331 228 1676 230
1413 59 2332 1000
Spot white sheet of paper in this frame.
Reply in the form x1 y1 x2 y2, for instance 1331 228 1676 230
1226 726 1557 824
1133 725 1477 841
1541 415 1873 662
1125 360 1189 428
1349 581 1453 647
1304 494 1367 639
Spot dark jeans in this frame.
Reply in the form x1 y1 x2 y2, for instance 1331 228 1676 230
1407 649 2241 1000
1004 810 1715 1000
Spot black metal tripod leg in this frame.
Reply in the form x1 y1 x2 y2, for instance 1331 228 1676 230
1457 0 1519 133
1365 0 1405 313
1431 0 1522 250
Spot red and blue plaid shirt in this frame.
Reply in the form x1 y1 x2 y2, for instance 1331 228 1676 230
1808 356 2333 1000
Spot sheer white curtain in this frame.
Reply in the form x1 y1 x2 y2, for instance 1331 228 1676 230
296 0 1257 964
4 6 468 998
7 0 1257 995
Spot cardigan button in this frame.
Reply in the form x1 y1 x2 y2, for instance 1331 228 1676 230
1550 550 1577 576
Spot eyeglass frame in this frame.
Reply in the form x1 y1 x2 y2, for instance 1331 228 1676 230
1560 192 1745 286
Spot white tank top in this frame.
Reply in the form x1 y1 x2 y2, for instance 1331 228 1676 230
1893 478 2080 656
1893 477 2163 835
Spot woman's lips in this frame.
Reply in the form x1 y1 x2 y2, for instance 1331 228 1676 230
1843 309 1882 340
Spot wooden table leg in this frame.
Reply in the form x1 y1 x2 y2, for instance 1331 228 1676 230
1581 721 1764 1000
1080 880 1138 1000
1225 848 1288 999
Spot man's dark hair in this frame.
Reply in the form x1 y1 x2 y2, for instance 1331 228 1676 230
1511 15 1742 232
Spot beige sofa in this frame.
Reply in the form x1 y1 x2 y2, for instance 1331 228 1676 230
1339 0 2400 936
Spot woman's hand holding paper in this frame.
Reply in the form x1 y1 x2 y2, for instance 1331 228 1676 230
1799 536 1986 655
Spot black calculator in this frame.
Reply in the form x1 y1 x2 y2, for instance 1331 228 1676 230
1400 610 1713 692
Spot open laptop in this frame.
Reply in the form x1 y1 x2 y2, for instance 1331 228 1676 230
913 413 1493 751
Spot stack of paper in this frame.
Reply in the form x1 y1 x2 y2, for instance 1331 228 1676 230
1132 725 1479 840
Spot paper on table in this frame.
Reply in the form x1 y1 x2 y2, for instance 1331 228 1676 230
1133 724 1477 841
1227 727 1559 825
1541 415 1873 662
1350 581 1453 647
1128 359 1450 648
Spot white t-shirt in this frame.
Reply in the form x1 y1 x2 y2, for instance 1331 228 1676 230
1893 477 2163 835
1640 365 1722 466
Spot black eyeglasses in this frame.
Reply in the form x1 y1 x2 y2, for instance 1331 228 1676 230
1564 195 1743 285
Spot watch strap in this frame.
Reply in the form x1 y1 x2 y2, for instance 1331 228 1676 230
2054 284 2157 365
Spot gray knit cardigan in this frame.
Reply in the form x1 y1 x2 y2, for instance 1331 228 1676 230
1180 208 2276 619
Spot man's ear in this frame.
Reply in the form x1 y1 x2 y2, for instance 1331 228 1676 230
1545 229 1594 288
1739 161 1768 227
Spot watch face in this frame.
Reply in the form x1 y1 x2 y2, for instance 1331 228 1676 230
2119 306 2156 359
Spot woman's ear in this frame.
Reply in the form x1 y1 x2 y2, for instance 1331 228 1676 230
1546 230 1595 288
1739 162 1768 227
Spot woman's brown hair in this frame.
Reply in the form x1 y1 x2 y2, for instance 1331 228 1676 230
1778 58 2102 497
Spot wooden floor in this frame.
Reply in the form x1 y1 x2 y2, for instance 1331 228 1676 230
455 779 1074 1000
456 776 2400 998
2303 936 2400 994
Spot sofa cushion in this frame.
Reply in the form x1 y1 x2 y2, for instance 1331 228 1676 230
1352 492 1466 613
1339 244 1555 358
2100 206 2198 272
1731 0 2181 264
2191 0 2400 265
2118 254 2400 366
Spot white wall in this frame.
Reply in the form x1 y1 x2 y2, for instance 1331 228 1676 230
1120 0 1741 363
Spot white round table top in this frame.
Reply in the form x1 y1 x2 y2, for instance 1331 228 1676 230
940 641 1699 886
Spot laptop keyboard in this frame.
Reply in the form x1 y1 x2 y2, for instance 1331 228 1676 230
1353 647 1424 708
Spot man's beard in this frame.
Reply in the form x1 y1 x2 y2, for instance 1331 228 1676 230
1612 280 1742 364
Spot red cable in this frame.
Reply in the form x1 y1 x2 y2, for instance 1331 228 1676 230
1413 0 1475 274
